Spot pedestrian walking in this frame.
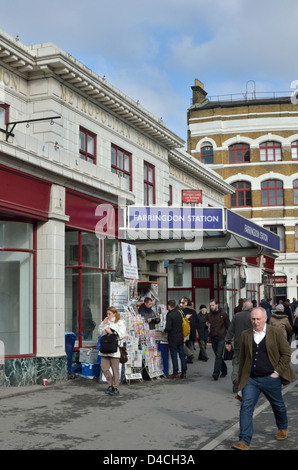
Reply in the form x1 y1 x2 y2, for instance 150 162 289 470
165 299 187 379
182 299 199 364
197 304 209 361
232 307 296 450
225 301 253 393
205 299 230 381
270 304 293 340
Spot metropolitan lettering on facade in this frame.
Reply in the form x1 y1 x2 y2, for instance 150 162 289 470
60 86 166 160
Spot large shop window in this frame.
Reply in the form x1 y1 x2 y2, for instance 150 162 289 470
65 231 119 347
0 222 34 356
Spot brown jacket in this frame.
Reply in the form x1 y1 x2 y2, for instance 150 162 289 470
270 313 293 338
238 324 296 390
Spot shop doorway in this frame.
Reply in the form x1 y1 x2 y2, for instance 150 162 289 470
192 264 214 310
195 288 210 309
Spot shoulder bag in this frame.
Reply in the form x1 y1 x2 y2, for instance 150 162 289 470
179 310 190 338
99 333 119 354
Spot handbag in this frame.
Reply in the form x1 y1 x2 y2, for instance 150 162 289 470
119 345 128 364
99 333 119 354
223 345 234 361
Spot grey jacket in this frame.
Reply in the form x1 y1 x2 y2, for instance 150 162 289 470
225 309 252 350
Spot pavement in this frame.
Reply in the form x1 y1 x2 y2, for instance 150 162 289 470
0 343 298 453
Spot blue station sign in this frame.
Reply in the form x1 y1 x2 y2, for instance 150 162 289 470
128 207 224 231
227 210 280 252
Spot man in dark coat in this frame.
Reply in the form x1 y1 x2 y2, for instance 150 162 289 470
206 298 230 380
164 300 187 379
138 297 160 330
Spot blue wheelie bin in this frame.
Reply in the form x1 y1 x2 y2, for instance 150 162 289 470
65 332 82 378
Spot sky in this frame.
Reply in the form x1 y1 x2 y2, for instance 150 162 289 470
1 0 298 144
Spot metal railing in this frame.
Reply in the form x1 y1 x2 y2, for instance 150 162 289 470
191 91 292 105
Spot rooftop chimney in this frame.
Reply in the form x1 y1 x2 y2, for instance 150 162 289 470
191 79 208 104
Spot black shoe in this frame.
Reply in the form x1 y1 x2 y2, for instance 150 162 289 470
105 386 113 394
212 374 219 381
110 387 120 396
220 372 227 378
233 380 238 393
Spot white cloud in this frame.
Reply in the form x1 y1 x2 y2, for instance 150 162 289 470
1 0 298 140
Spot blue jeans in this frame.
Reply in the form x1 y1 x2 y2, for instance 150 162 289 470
169 343 187 375
239 375 288 445
211 337 227 378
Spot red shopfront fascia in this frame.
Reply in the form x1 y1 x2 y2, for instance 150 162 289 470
0 164 51 220
65 188 118 236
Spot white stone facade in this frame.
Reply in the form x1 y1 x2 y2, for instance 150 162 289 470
0 30 233 384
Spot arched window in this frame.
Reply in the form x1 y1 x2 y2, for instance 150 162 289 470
231 181 252 207
294 179 298 204
291 141 298 160
228 143 250 164
259 141 282 162
261 180 283 206
200 143 213 164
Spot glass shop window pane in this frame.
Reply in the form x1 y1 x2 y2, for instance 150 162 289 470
0 251 33 355
65 231 79 266
65 268 79 334
81 232 101 268
0 222 32 249
81 269 102 345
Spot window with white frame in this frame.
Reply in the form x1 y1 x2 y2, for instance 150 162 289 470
264 225 285 252
291 141 298 160
295 226 298 252
200 143 214 164
294 179 298 205
259 141 282 162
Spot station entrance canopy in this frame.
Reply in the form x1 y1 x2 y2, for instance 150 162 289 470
125 207 280 260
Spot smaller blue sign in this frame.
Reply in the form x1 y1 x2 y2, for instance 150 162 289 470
227 210 280 252
128 207 224 231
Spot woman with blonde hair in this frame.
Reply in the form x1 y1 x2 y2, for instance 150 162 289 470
98 306 126 396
